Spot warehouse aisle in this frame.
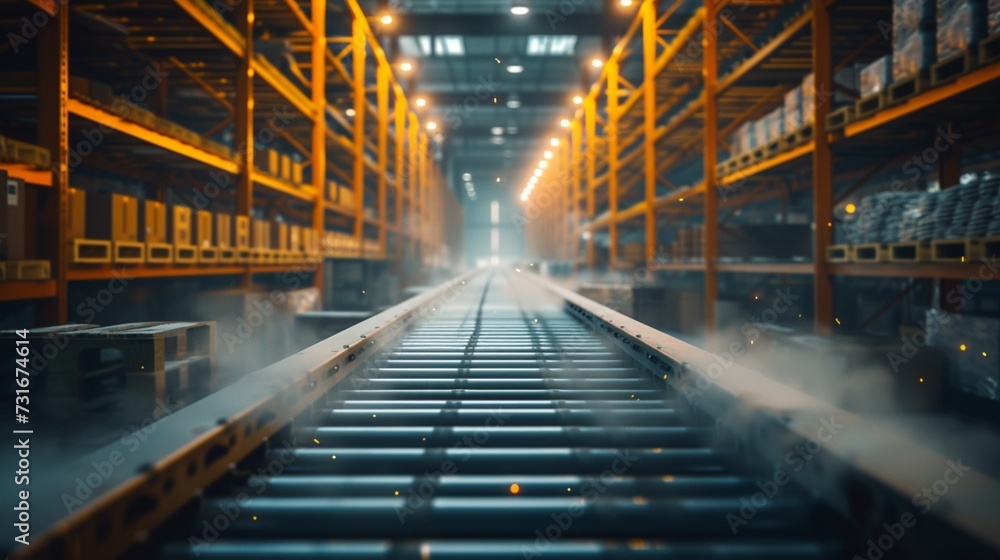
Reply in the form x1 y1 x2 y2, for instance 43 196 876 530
162 271 845 559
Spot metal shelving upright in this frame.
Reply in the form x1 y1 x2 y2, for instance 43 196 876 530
528 0 1000 334
0 0 458 324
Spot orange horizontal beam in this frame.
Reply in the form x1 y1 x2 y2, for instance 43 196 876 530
719 141 814 185
68 98 240 173
0 162 52 187
829 262 996 280
0 280 56 301
841 61 1000 139
716 8 812 94
252 172 317 201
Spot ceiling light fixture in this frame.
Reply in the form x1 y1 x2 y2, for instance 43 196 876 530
544 150 553 159
534 169 543 177
379 13 393 25
506 64 525 74
620 0 634 6
539 161 548 169
510 6 530 15
415 97 427 107
399 61 413 72
550 138 560 147
573 95 584 104
560 118 570 127
591 58 604 68
426 121 438 131
345 108 356 117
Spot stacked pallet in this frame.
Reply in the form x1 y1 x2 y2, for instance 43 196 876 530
830 0 1000 131
830 177 1000 262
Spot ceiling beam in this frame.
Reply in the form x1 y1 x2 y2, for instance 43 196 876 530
375 14 633 37
418 90 580 107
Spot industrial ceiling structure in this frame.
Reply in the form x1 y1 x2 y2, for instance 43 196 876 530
368 0 634 202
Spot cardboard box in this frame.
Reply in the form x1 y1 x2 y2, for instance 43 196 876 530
68 188 86 240
216 213 232 248
267 150 281 176
252 219 270 249
289 225 301 252
196 210 214 248
235 215 250 249
1 175 26 260
273 222 289 252
338 185 355 209
87 192 140 242
171 206 192 246
280 154 292 181
143 200 168 244
292 160 303 185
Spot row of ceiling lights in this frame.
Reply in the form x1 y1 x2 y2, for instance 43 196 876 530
520 91 595 202
368 1 633 200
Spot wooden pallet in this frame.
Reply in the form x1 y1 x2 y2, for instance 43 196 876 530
932 237 984 262
174 244 198 265
889 241 932 263
888 71 929 105
198 246 219 264
146 243 173 264
931 49 978 87
0 322 215 412
781 129 800 148
737 151 755 168
979 31 1000 66
250 248 267 265
765 135 787 155
794 123 813 145
2 136 52 168
724 157 742 176
218 247 237 264
983 237 1000 260
0 260 51 281
70 238 112 264
853 243 890 263
113 241 145 264
826 105 855 130
826 244 852 263
854 92 887 120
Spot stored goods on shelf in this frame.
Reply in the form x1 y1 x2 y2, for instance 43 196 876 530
860 55 894 97
937 0 989 58
893 0 938 81
1 174 26 261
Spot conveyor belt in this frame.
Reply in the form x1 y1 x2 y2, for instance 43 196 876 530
160 271 843 559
